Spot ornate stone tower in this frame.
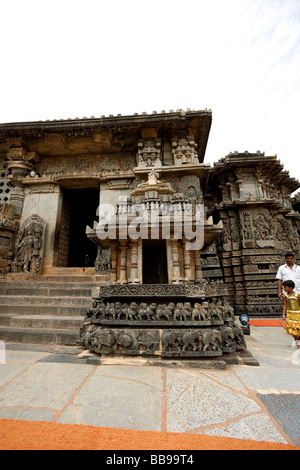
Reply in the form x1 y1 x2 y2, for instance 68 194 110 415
209 151 300 316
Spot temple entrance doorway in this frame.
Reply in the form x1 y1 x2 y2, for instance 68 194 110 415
57 188 99 267
142 240 168 284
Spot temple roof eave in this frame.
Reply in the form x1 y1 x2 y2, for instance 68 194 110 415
0 110 212 163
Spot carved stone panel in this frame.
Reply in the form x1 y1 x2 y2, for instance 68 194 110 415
171 135 199 166
161 328 223 357
137 138 162 168
12 214 46 275
80 324 160 356
220 210 241 251
95 246 112 272
252 207 275 248
179 175 202 203
240 209 255 248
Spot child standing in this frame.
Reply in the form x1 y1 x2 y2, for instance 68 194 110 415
282 280 300 349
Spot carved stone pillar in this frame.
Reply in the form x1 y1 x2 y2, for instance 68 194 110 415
118 240 128 284
129 239 139 284
0 203 19 274
183 241 193 283
171 238 183 284
6 147 36 217
194 250 203 283
110 241 118 284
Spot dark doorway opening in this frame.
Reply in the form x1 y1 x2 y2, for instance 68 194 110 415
66 188 99 267
143 240 168 284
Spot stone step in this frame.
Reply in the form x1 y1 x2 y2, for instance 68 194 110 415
0 280 96 287
0 296 91 318
5 273 111 283
0 305 88 316
0 286 93 297
0 326 80 345
0 314 84 329
0 275 95 346
0 295 92 307
32 275 95 282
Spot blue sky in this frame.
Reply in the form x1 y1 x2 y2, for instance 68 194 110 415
1 0 300 193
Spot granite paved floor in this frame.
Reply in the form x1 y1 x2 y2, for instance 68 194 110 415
0 326 299 447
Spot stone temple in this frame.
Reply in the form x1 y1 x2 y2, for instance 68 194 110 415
0 109 299 359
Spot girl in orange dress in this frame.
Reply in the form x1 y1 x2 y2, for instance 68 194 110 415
282 280 300 349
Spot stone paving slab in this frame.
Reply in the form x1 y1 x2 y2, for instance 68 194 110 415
0 362 94 409
257 394 300 446
0 326 299 447
165 368 261 431
57 371 163 431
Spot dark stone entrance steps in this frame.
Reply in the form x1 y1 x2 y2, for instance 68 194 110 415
0 326 79 345
0 278 97 346
0 314 83 329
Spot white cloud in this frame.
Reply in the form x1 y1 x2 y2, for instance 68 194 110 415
0 0 299 190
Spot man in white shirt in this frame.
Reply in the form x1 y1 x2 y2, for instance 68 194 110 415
276 253 300 299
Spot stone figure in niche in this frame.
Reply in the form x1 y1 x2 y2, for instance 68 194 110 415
137 138 161 167
220 215 232 250
241 211 253 240
274 215 287 242
252 208 273 241
285 219 300 251
250 207 276 248
186 186 197 203
179 175 201 203
172 136 198 165
13 214 46 275
95 246 112 272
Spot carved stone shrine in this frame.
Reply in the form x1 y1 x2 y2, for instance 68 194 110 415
80 283 246 358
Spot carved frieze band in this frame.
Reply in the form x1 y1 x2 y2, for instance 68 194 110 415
80 321 246 358
92 282 228 299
